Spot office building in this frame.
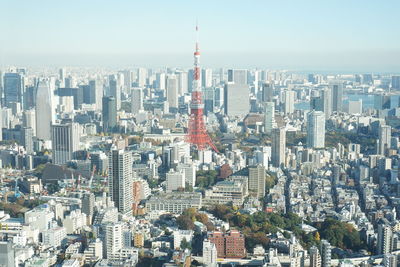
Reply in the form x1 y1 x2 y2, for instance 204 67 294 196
51 123 80 165
392 75 400 90
102 96 117 132
145 192 202 214
262 82 273 102
21 127 34 154
166 170 185 192
35 79 54 141
108 150 133 215
177 71 188 95
321 88 332 118
89 79 103 110
23 109 36 136
109 78 121 110
248 165 266 198
347 100 362 114
82 193 95 218
131 88 143 114
3 73 23 106
271 127 286 168
0 241 15 267
378 125 391 155
166 75 179 109
331 83 343 112
307 111 325 149
137 68 147 87
264 102 275 134
224 83 250 117
227 69 247 85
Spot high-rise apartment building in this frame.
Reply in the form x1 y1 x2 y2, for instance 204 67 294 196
271 127 286 168
108 150 133 215
51 123 80 165
104 222 123 259
309 246 321 267
283 90 295 115
202 68 213 88
264 102 275 134
307 111 326 149
320 240 331 267
262 82 273 102
378 125 391 155
203 240 218 267
248 165 266 198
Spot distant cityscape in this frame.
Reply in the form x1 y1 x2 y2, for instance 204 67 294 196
1 1 400 267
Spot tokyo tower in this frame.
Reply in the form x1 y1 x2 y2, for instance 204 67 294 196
186 25 218 152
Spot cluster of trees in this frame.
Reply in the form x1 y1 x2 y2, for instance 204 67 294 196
325 131 375 153
195 170 218 189
176 208 214 231
316 219 366 250
209 205 366 252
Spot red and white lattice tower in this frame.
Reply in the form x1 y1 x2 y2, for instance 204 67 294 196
186 24 218 152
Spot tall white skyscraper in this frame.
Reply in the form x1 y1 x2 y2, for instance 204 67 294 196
202 68 213 88
271 127 286 168
137 68 147 87
378 125 392 155
131 88 143 114
166 75 179 109
23 109 36 136
89 79 103 110
51 123 80 165
321 87 332 119
307 111 325 149
283 90 295 115
177 72 188 95
224 83 250 117
108 150 133 215
35 79 54 141
264 102 275 134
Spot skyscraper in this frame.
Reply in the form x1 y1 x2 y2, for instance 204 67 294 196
378 125 391 155
89 79 103 110
307 111 326 149
21 127 34 154
227 69 247 85
202 68 213 88
264 102 275 134
108 150 133 215
262 82 273 102
392 76 400 90
271 127 286 168
51 123 80 165
224 83 250 117
82 193 95 222
102 96 117 132
131 88 143 114
137 68 147 87
166 75 179 109
309 246 321 267
3 73 23 106
321 88 332 119
248 165 266 198
35 79 54 141
109 78 121 110
331 83 343 112
104 222 123 259
283 90 295 115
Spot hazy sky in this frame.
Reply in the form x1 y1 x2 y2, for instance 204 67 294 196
1 0 400 72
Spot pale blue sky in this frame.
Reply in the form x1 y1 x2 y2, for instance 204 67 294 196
1 0 399 71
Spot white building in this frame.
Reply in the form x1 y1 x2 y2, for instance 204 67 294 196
42 227 66 247
203 239 218 267
264 102 275 134
35 79 54 141
307 110 325 149
224 83 250 118
63 209 87 234
167 75 179 109
283 90 295 115
176 163 196 187
51 123 80 165
166 170 185 192
24 205 54 231
173 230 194 249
